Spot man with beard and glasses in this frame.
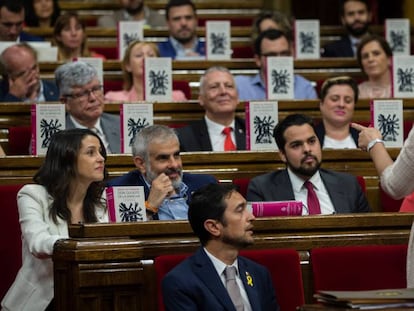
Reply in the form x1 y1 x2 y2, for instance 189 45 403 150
107 125 217 220
246 114 370 215
322 0 372 58
162 183 280 311
158 0 205 59
97 0 165 29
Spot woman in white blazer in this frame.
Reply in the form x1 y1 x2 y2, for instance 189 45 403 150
1 129 109 311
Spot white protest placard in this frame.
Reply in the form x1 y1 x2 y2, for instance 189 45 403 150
117 21 144 60
385 18 410 55
245 101 278 151
294 19 320 59
205 20 231 60
120 103 153 154
31 103 65 155
106 186 147 222
392 55 414 98
371 99 404 148
266 56 294 100
143 57 172 102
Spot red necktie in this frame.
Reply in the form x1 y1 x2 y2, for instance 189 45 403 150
304 180 321 215
223 127 236 151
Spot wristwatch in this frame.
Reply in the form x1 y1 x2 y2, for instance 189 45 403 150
367 138 385 152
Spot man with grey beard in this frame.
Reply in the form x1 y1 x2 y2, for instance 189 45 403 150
97 0 165 28
107 125 216 220
246 114 370 215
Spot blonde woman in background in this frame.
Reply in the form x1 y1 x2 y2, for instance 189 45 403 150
104 40 187 102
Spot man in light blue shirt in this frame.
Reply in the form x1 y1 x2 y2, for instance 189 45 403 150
235 29 317 101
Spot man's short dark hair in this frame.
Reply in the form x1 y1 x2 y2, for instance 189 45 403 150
165 0 196 20
339 0 370 17
273 114 315 152
0 0 24 13
188 183 237 246
254 28 292 56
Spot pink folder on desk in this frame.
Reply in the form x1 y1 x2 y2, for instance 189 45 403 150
249 201 303 217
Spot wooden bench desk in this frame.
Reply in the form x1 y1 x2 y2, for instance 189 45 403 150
53 213 414 310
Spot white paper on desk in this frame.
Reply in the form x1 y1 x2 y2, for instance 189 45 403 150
117 20 144 60
31 103 65 156
265 56 294 100
385 18 410 55
371 99 404 148
143 57 172 102
245 100 278 151
294 19 320 59
392 55 414 98
77 57 104 85
120 103 153 154
205 20 231 60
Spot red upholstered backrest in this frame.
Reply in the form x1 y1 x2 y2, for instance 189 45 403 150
8 126 31 155
154 253 190 311
311 244 408 295
90 46 118 60
0 184 23 301
240 248 305 311
232 46 254 58
155 249 304 311
379 182 404 212
356 175 366 193
172 80 191 100
233 178 250 198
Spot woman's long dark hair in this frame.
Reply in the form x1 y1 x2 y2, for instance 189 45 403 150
34 128 108 224
24 0 61 27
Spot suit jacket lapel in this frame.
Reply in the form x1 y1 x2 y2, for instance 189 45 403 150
238 258 260 311
195 119 213 150
192 248 235 310
320 170 347 213
273 170 296 201
234 117 246 150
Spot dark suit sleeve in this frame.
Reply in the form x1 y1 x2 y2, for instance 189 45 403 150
246 177 265 201
162 274 199 311
262 268 280 311
353 177 371 213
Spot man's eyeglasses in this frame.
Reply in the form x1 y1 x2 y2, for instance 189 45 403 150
65 85 103 101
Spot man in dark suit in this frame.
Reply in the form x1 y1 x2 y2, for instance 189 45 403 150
247 114 370 214
0 43 59 102
176 66 246 151
162 183 280 310
321 0 372 57
55 61 121 153
107 125 217 220
157 0 205 59
0 0 44 42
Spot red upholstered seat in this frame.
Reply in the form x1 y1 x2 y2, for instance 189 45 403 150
0 184 23 301
311 244 408 295
8 126 31 155
154 248 304 311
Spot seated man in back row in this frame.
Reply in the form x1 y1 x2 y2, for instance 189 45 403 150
55 61 120 153
247 114 370 214
107 125 217 220
176 66 246 152
235 29 317 101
